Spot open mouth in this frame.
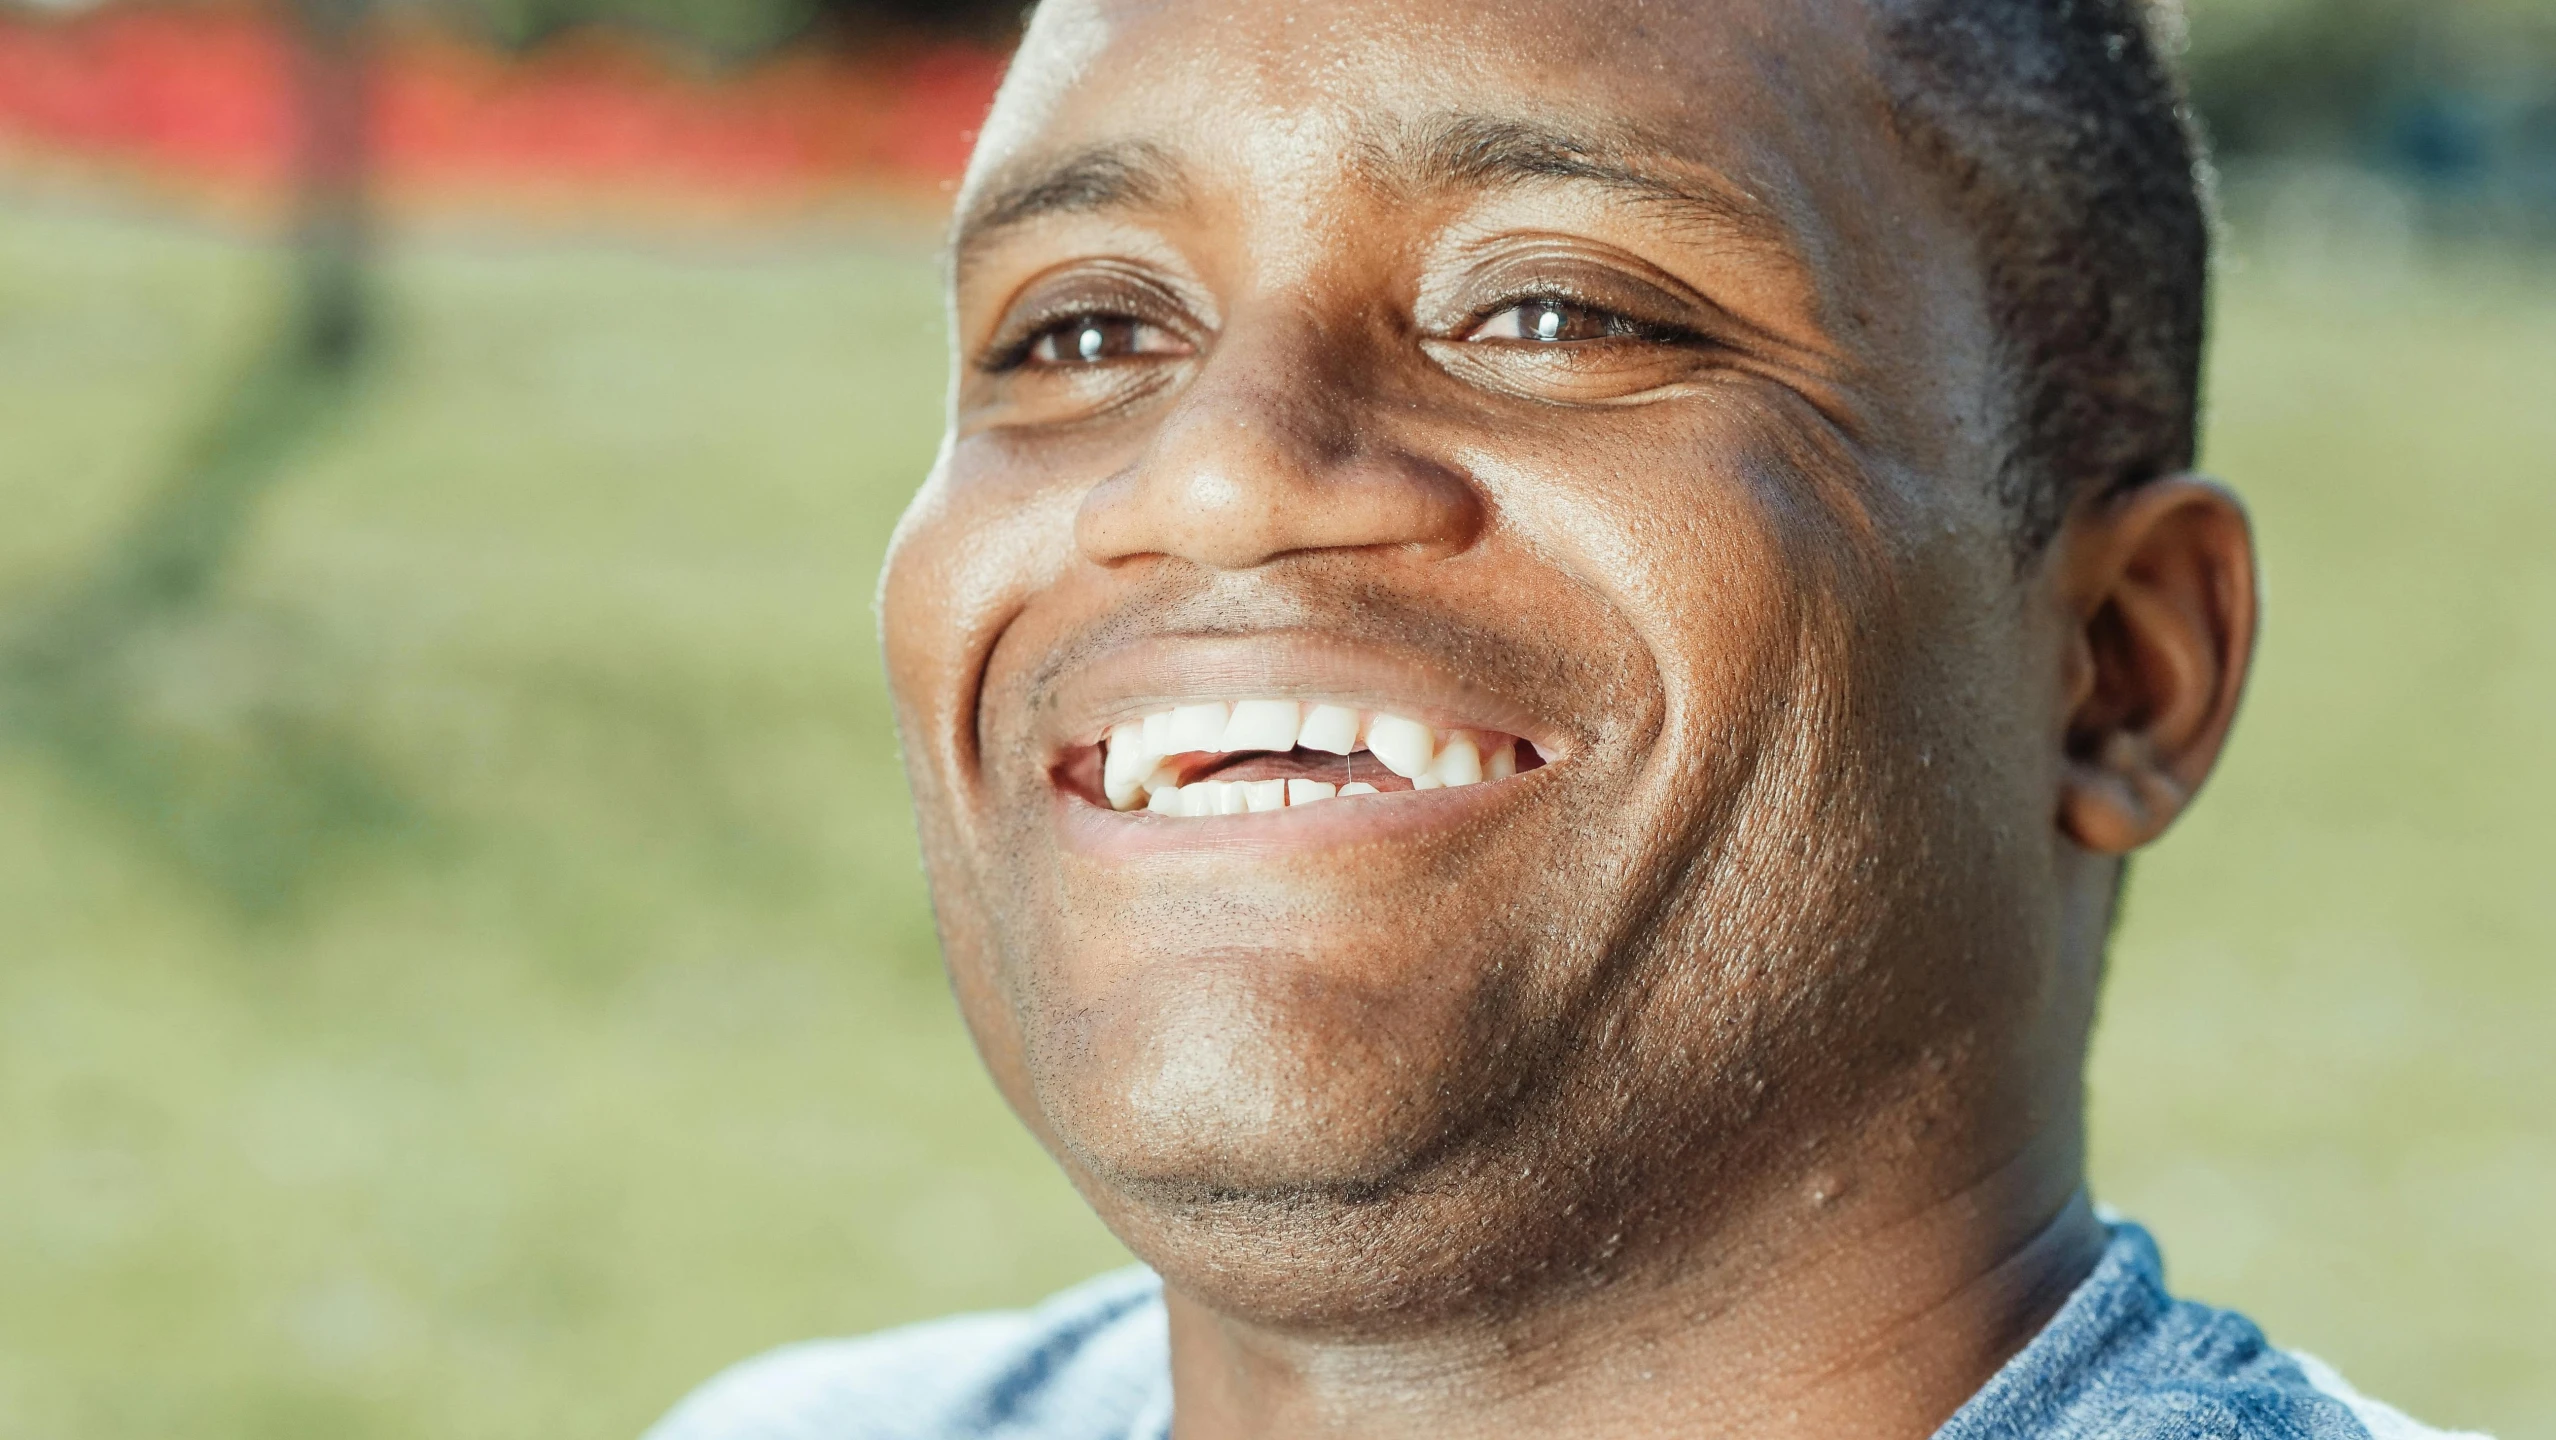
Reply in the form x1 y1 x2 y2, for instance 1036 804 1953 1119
1071 700 1548 817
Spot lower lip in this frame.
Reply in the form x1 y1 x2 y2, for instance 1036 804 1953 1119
1052 772 1545 861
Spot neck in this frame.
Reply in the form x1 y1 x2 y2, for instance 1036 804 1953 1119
1159 1125 2104 1440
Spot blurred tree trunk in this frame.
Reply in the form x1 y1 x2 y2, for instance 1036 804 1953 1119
291 0 374 366
32 0 380 629
0 0 408 920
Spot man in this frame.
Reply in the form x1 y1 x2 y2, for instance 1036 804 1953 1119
652 0 2482 1435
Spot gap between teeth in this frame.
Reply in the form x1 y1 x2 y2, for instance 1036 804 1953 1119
1100 701 1521 815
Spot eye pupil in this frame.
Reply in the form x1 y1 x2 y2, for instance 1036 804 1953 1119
1531 304 1565 342
1077 324 1107 361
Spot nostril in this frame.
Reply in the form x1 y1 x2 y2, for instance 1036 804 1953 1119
1073 468 1153 564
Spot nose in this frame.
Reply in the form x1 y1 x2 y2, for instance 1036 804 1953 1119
1074 321 1482 570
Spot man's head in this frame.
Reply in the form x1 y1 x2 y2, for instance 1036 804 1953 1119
879 0 2254 1333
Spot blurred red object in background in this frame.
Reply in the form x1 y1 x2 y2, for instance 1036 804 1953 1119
0 3 1007 211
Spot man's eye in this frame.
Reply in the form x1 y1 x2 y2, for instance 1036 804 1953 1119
1466 299 1639 344
1024 315 1181 366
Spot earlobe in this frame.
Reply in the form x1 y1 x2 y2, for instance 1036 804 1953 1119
2061 732 2194 853
2053 476 2258 855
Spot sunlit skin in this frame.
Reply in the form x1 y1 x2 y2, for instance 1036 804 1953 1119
876 0 2258 1436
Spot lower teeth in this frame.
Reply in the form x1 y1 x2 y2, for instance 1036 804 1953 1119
1113 730 1527 816
1142 775 1392 817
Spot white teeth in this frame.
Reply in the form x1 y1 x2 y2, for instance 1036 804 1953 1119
1102 721 1149 810
1221 700 1301 753
1428 733 1482 787
1364 713 1436 780
1168 702 1231 754
1297 704 1360 755
1095 700 1538 815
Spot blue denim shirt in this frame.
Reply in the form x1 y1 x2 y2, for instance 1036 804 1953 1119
647 1221 2485 1440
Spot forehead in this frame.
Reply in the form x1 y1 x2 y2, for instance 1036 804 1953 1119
963 0 1899 258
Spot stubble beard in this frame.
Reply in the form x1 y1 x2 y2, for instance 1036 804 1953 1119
961 661 2012 1339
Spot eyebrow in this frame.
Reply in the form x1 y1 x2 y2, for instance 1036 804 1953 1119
949 113 1784 270
952 140 1186 270
1380 114 1784 248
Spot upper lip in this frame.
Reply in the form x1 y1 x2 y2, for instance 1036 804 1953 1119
1039 631 1570 767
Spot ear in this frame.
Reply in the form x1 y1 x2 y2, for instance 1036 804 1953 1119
2052 476 2259 855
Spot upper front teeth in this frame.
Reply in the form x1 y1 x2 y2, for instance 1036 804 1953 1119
1098 701 1524 814
1362 714 1435 779
1297 703 1360 754
1223 700 1302 753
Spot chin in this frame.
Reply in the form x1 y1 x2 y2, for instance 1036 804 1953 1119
1024 949 1503 1202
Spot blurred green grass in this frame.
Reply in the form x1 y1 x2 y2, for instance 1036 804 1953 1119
0 200 2546 1438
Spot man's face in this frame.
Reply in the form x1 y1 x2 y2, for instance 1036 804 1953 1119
882 0 2081 1315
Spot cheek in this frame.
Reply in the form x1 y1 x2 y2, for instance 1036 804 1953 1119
881 445 1088 790
1458 396 1852 785
879 446 1093 1109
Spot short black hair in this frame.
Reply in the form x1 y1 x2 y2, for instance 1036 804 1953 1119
1878 0 2211 555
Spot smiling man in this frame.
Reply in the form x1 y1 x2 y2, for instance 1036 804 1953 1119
648 1 2479 1438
